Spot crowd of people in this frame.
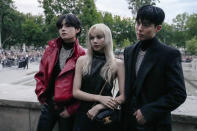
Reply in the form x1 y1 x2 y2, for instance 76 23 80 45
0 48 43 69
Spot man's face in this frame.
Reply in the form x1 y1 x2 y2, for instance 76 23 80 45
59 19 80 43
135 19 161 41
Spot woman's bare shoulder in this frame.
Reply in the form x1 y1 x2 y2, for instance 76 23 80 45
77 55 88 63
114 58 124 67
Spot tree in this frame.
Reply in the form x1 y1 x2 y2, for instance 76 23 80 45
186 37 197 55
0 0 14 48
157 23 174 46
122 38 131 48
112 16 136 48
78 0 103 46
21 14 47 47
38 0 102 46
186 13 197 40
38 0 82 24
126 0 159 16
2 10 25 48
103 12 114 29
171 13 189 48
172 13 188 31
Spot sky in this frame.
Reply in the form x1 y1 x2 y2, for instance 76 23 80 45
12 0 197 24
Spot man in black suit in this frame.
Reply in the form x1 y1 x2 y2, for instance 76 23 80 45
122 5 187 131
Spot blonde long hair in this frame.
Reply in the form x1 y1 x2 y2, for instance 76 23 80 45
82 23 116 82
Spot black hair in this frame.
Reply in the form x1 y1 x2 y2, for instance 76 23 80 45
136 5 165 26
56 13 81 36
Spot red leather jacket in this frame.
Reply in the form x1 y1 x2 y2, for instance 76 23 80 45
35 37 85 115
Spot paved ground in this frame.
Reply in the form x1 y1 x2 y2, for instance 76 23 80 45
0 61 197 116
0 62 38 102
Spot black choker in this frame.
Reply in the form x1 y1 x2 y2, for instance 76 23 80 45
62 41 74 50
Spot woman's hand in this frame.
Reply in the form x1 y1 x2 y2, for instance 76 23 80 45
97 95 118 109
86 104 102 120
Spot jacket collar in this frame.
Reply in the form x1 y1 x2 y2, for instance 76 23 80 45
49 37 82 58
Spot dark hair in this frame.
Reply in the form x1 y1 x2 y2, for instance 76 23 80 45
136 5 165 26
56 13 81 36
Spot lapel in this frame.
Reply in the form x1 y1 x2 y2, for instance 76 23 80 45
58 56 77 76
134 38 160 97
125 42 141 97
46 47 59 78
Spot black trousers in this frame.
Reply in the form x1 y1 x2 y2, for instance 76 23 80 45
123 114 172 131
37 104 75 131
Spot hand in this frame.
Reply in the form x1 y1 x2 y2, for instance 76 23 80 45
133 109 146 125
114 98 122 110
98 96 117 109
39 96 47 105
86 105 101 120
59 108 70 118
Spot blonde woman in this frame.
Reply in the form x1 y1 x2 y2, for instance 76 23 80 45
73 23 125 131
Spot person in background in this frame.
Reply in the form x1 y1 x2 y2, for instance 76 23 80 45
35 13 85 131
122 5 187 131
25 54 29 69
73 23 125 131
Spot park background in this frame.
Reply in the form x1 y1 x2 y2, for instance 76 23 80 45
0 0 197 131
0 0 197 56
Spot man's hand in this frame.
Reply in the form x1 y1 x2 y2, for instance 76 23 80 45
60 108 70 118
133 109 146 125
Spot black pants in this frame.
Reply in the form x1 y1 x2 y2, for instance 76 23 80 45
123 115 172 131
37 104 75 131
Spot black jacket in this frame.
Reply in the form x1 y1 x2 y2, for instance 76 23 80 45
122 37 187 131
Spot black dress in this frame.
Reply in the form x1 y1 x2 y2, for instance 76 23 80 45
74 52 120 131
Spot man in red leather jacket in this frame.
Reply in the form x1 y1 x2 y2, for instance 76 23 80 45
35 13 85 131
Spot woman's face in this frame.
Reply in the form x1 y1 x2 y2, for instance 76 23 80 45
89 29 105 53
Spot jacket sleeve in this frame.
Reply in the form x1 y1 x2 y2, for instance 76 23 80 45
141 50 187 122
34 51 47 104
124 47 130 99
66 48 84 115
66 100 80 115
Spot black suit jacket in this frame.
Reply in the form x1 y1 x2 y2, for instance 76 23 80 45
123 37 187 131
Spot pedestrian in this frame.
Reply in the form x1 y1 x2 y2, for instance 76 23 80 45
25 54 29 69
73 23 125 131
35 13 85 131
122 5 187 131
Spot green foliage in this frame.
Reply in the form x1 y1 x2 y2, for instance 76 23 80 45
38 0 82 24
78 0 103 46
157 13 190 48
42 15 59 43
22 14 44 46
110 15 136 48
2 10 25 48
157 22 173 45
172 12 188 31
0 0 14 47
186 14 197 40
126 0 160 16
122 38 131 48
1 0 197 52
186 37 197 55
113 39 117 50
